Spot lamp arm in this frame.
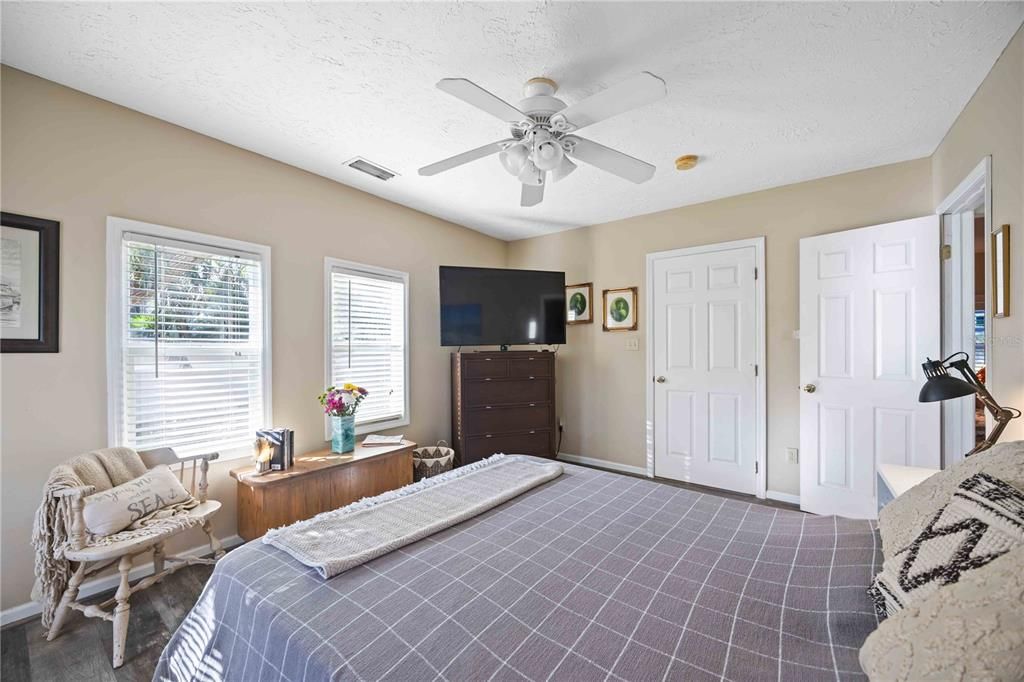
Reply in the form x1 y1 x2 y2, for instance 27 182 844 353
948 357 1022 456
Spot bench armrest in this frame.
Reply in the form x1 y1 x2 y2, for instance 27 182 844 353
53 486 95 550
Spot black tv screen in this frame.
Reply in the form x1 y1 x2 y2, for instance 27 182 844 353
440 266 566 346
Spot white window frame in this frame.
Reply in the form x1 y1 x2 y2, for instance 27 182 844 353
106 216 273 460
324 257 410 438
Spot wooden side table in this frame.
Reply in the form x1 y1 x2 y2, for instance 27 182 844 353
230 440 416 541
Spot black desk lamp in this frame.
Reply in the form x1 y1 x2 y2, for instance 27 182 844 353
919 351 1021 456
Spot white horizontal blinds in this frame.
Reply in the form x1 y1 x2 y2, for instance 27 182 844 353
121 235 265 455
330 268 406 425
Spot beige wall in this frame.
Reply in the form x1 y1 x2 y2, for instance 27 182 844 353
0 67 507 610
932 26 1024 441
508 159 934 494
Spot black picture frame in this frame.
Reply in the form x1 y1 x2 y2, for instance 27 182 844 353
1 212 60 353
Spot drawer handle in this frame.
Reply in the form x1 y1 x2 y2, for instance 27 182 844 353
529 403 535 407
528 357 535 361
484 377 492 381
485 434 493 438
485 406 492 409
529 376 535 380
484 358 492 360
529 430 536 434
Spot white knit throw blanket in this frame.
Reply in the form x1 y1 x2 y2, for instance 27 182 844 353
264 454 564 578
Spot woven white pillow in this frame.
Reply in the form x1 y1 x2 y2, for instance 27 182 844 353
869 472 1024 618
82 465 192 536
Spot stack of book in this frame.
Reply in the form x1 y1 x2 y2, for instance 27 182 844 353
256 428 294 471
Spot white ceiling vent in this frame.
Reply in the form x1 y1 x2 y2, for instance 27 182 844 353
345 157 398 181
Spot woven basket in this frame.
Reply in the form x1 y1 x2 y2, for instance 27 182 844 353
412 441 455 482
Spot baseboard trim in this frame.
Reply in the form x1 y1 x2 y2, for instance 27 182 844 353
557 453 647 477
0 534 244 628
766 490 800 505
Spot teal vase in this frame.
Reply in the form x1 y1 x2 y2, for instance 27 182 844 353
331 415 356 454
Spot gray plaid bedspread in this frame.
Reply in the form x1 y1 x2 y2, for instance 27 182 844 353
155 460 881 681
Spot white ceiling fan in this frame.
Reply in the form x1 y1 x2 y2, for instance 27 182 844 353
418 72 667 207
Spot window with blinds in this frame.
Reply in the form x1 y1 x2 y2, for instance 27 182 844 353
327 261 409 430
111 229 269 457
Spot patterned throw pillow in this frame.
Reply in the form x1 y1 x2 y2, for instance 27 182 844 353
82 465 193 536
869 472 1024 618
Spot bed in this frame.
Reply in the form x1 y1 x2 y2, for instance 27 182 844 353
155 459 881 681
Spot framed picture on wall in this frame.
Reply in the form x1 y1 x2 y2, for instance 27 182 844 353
992 224 1010 318
602 286 638 332
1 212 60 353
565 282 593 324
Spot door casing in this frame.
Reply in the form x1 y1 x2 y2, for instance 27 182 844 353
645 236 767 499
936 156 992 468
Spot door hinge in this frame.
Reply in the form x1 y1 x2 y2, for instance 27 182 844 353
941 244 952 260
754 267 759 280
754 364 759 377
755 461 759 474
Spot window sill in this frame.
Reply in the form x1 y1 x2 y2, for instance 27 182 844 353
355 415 410 437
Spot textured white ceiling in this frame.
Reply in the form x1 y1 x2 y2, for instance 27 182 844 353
2 2 1022 240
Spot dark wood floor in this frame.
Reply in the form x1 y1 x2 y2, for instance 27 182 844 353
1 463 797 681
1 562 214 682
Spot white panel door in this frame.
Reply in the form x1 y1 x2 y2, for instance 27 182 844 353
799 216 940 518
653 245 758 494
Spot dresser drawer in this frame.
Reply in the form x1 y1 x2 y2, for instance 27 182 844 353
463 358 508 379
508 356 553 377
466 404 550 435
464 378 551 405
464 429 553 462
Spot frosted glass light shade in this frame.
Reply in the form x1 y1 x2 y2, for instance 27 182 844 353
499 143 529 176
533 140 563 171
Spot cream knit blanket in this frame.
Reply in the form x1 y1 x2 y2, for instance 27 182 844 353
264 454 563 578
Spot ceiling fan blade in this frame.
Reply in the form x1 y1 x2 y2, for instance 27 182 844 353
521 176 545 207
567 136 656 184
437 78 526 123
554 72 666 131
418 139 513 176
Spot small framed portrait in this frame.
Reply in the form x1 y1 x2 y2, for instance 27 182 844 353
602 286 638 332
1 212 60 353
565 282 593 325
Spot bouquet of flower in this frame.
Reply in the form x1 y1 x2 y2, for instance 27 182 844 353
318 383 368 417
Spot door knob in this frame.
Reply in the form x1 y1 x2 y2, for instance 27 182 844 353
655 376 667 383
801 384 817 393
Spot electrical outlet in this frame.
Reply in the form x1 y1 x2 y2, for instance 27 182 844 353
625 338 640 351
786 447 799 464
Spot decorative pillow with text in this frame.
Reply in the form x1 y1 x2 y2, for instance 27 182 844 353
82 465 193 537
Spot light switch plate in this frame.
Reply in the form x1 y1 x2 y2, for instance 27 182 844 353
786 447 799 463
625 338 640 351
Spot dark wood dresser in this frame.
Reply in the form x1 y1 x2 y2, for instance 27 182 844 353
451 350 556 465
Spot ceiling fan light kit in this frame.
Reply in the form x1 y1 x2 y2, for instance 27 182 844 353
419 72 667 207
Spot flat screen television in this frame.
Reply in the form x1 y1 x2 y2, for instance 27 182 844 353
440 266 566 346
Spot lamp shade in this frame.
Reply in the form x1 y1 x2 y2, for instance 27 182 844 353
533 140 563 171
919 374 977 403
499 143 529 176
